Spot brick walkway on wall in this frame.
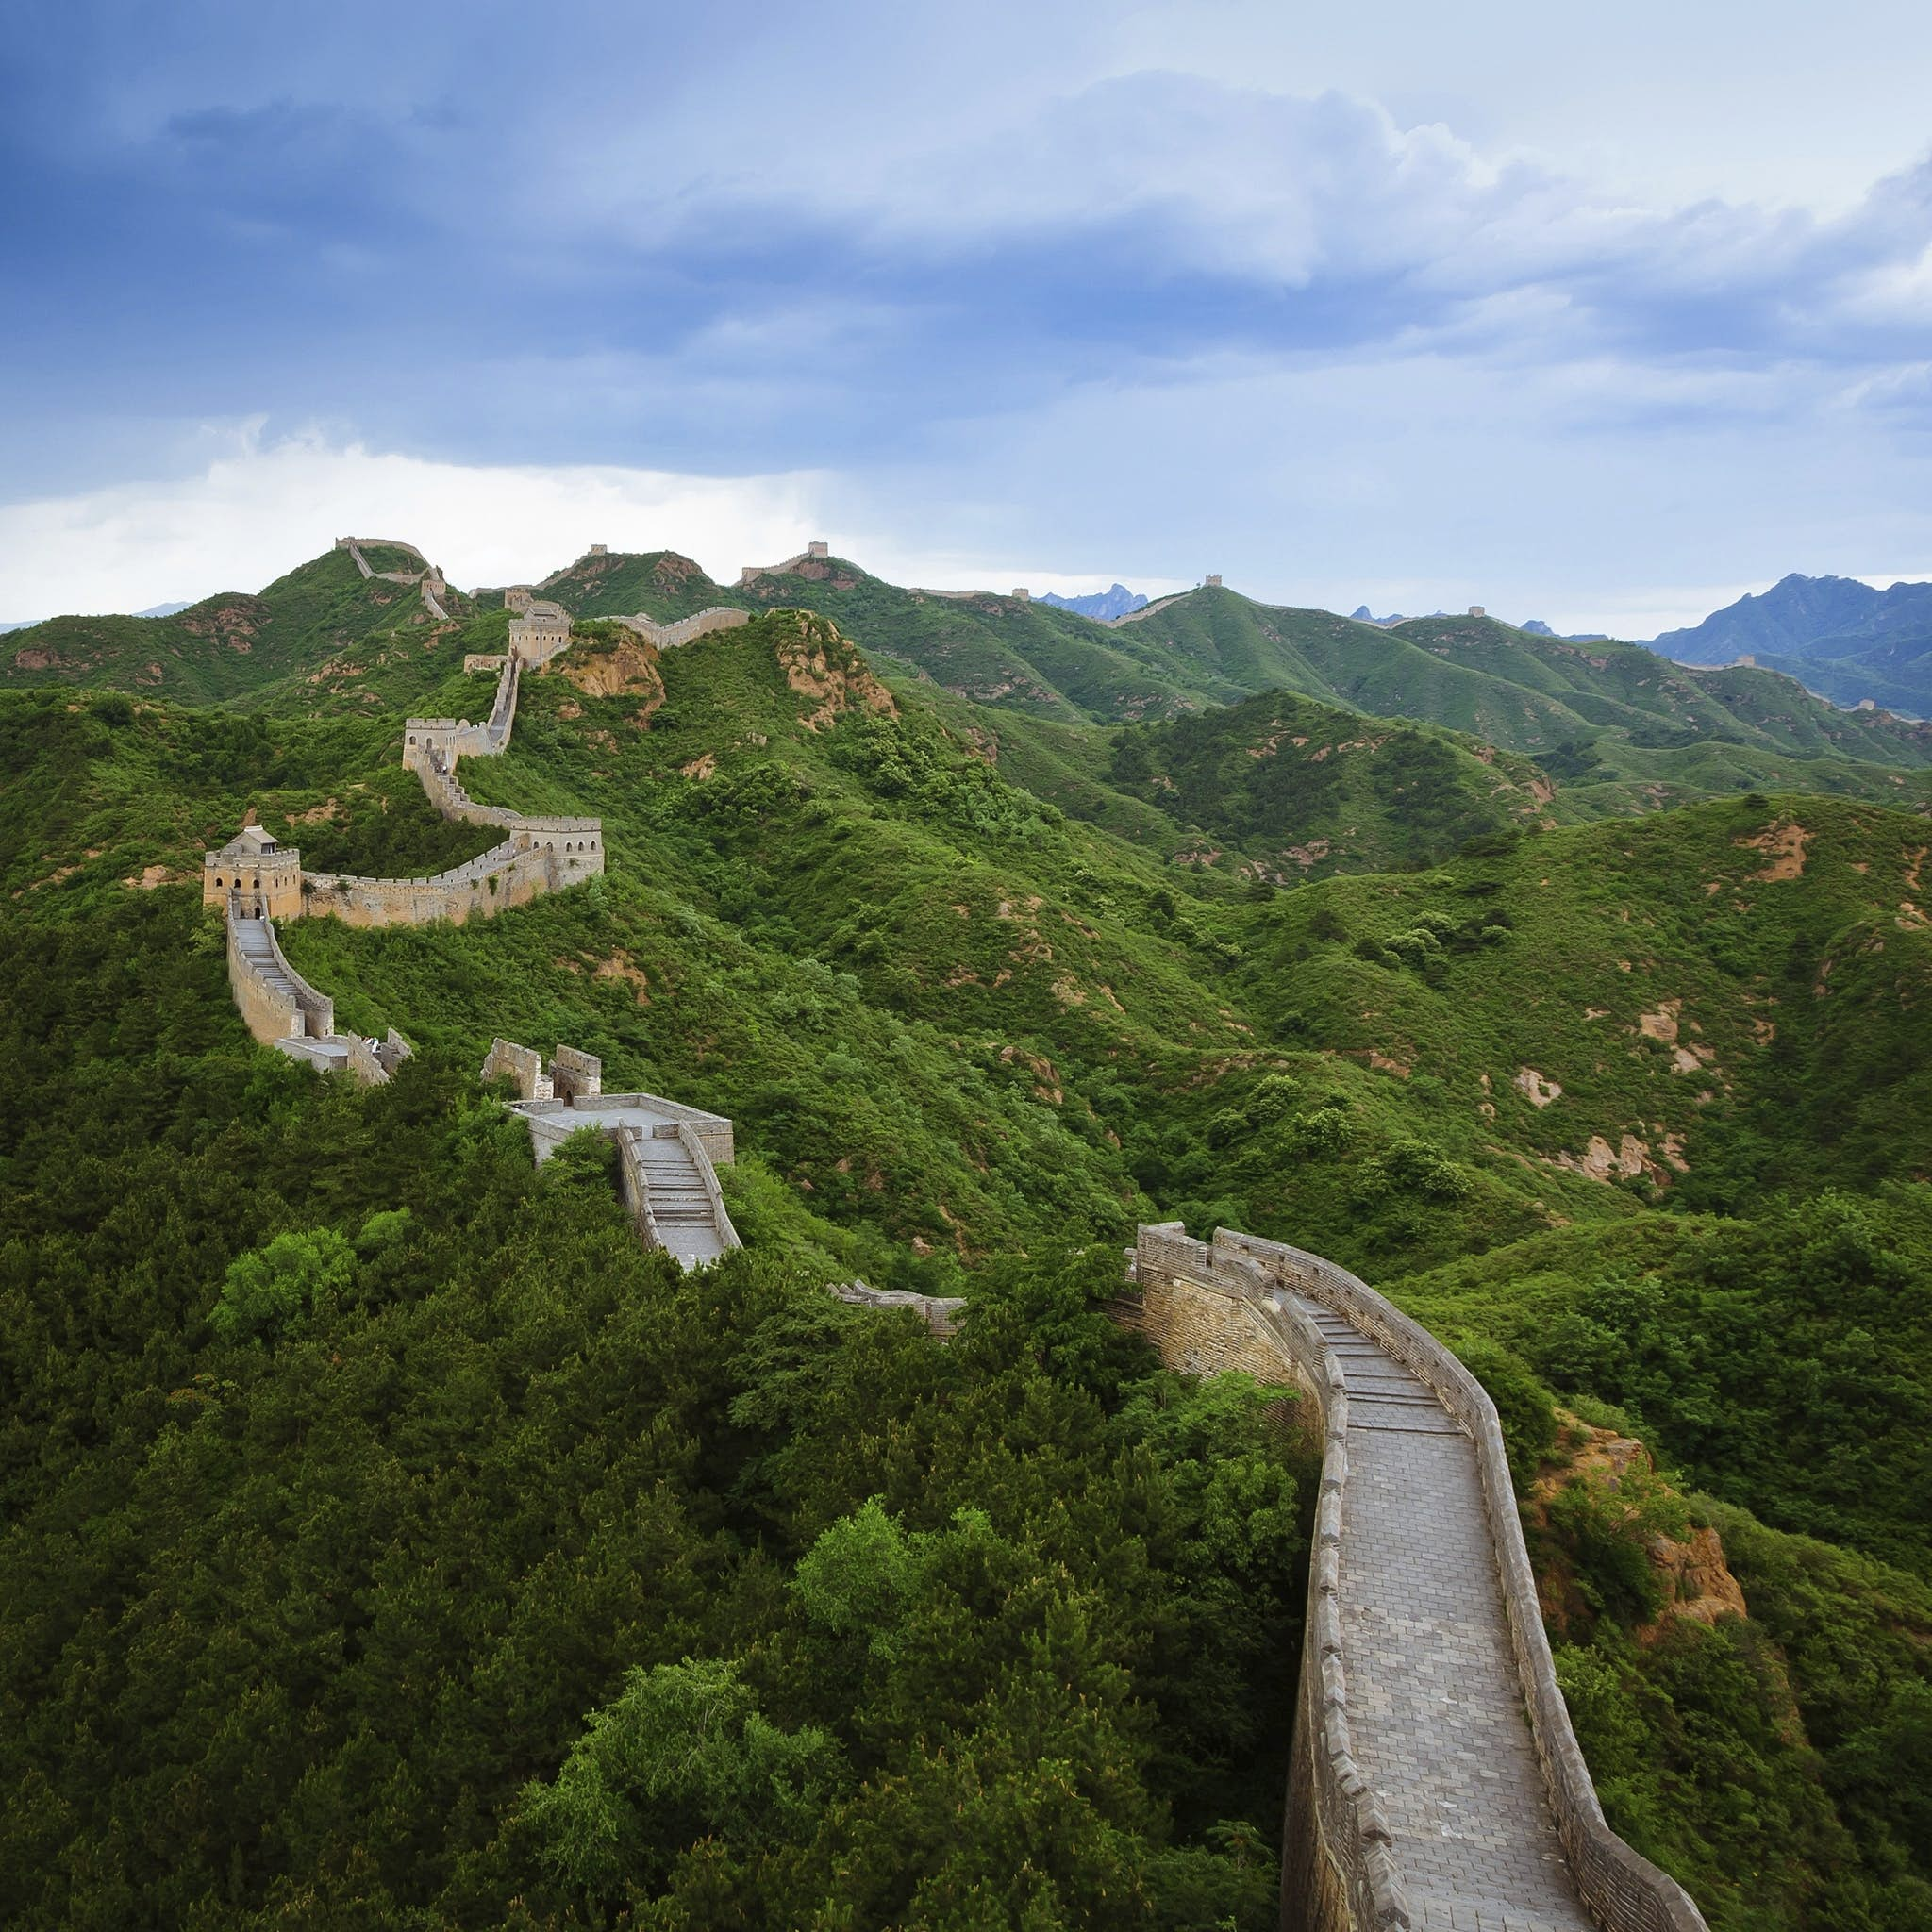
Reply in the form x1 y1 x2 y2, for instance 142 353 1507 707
1291 1294 1596 1932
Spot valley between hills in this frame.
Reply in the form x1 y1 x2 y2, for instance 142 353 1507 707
3 541 1930 1930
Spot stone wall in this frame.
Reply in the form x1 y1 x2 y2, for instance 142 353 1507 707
1117 1229 1305 1383
1108 591 1188 628
828 1282 967 1335
336 535 431 585
508 601 572 665
405 659 520 774
343 1029 413 1085
1129 1225 1708 1932
615 606 750 649
204 845 304 918
481 1037 551 1101
614 1122 661 1245
738 542 830 585
302 834 569 927
226 910 332 1044
514 1091 735 1168
550 1044 602 1100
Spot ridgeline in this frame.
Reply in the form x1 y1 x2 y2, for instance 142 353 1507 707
2 541 1929 1930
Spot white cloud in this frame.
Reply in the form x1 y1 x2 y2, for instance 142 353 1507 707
0 428 834 618
0 426 1202 621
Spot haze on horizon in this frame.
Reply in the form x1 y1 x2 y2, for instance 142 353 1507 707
5 0 1932 636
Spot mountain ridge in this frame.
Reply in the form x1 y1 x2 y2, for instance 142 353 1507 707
1652 571 1932 717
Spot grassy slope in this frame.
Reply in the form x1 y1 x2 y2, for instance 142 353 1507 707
18 538 1931 824
13 619 1927 1279
0 550 476 708
1102 689 1555 878
537 547 751 620
6 607 1932 1925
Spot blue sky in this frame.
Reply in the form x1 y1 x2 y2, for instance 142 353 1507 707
5 0 1932 632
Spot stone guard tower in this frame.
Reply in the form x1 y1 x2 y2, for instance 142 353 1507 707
204 824 303 919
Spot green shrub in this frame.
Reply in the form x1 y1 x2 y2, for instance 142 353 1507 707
210 1226 355 1343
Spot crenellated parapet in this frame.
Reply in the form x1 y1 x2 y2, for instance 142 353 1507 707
336 535 437 587
489 1043 740 1270
615 606 750 649
1125 1224 1709 1932
205 823 304 918
224 893 409 1086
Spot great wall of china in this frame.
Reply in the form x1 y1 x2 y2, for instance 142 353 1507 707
208 580 737 1269
1126 1225 1707 1932
201 539 1707 1932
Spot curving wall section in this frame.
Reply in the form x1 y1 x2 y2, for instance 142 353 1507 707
1127 1224 1708 1932
615 606 751 649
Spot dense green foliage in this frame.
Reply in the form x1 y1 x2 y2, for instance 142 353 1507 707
0 549 476 707
1107 690 1547 877
4 550 1932 1928
1391 1196 1932 1929
0 904 1311 1926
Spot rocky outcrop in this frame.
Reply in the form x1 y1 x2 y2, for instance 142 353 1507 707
772 610 899 730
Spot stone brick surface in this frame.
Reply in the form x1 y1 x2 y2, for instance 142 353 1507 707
1126 1225 1707 1932
1321 1323 1591 1930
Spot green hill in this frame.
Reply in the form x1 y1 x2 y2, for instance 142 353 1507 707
1103 689 1554 878
15 541 1932 821
548 554 1932 808
0 547 473 707
6 573 1932 1928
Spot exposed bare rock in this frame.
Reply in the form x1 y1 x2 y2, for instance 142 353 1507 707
772 611 898 731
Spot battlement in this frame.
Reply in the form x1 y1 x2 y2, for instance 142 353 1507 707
740 540 834 585
480 1037 602 1103
508 598 572 666
336 535 436 587
1126 1225 1709 1932
204 825 303 918
494 1058 740 1269
615 606 751 650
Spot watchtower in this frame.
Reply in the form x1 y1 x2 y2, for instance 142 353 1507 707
204 824 304 919
508 599 572 666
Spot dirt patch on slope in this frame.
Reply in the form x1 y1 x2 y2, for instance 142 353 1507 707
1734 819 1810 881
554 635 666 720
1514 1066 1563 1108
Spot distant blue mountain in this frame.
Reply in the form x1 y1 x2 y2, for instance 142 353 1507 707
1039 583 1148 621
3 599 189 633
1650 573 1932 717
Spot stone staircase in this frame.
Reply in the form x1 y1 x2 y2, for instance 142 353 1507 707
228 908 410 1085
1129 1224 1709 1932
232 913 302 1004
625 1125 732 1268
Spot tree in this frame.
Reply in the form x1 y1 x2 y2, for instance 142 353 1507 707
520 1658 841 1911
210 1227 354 1342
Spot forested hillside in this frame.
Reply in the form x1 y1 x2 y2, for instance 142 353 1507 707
17 544 1931 819
3 561 1931 1928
